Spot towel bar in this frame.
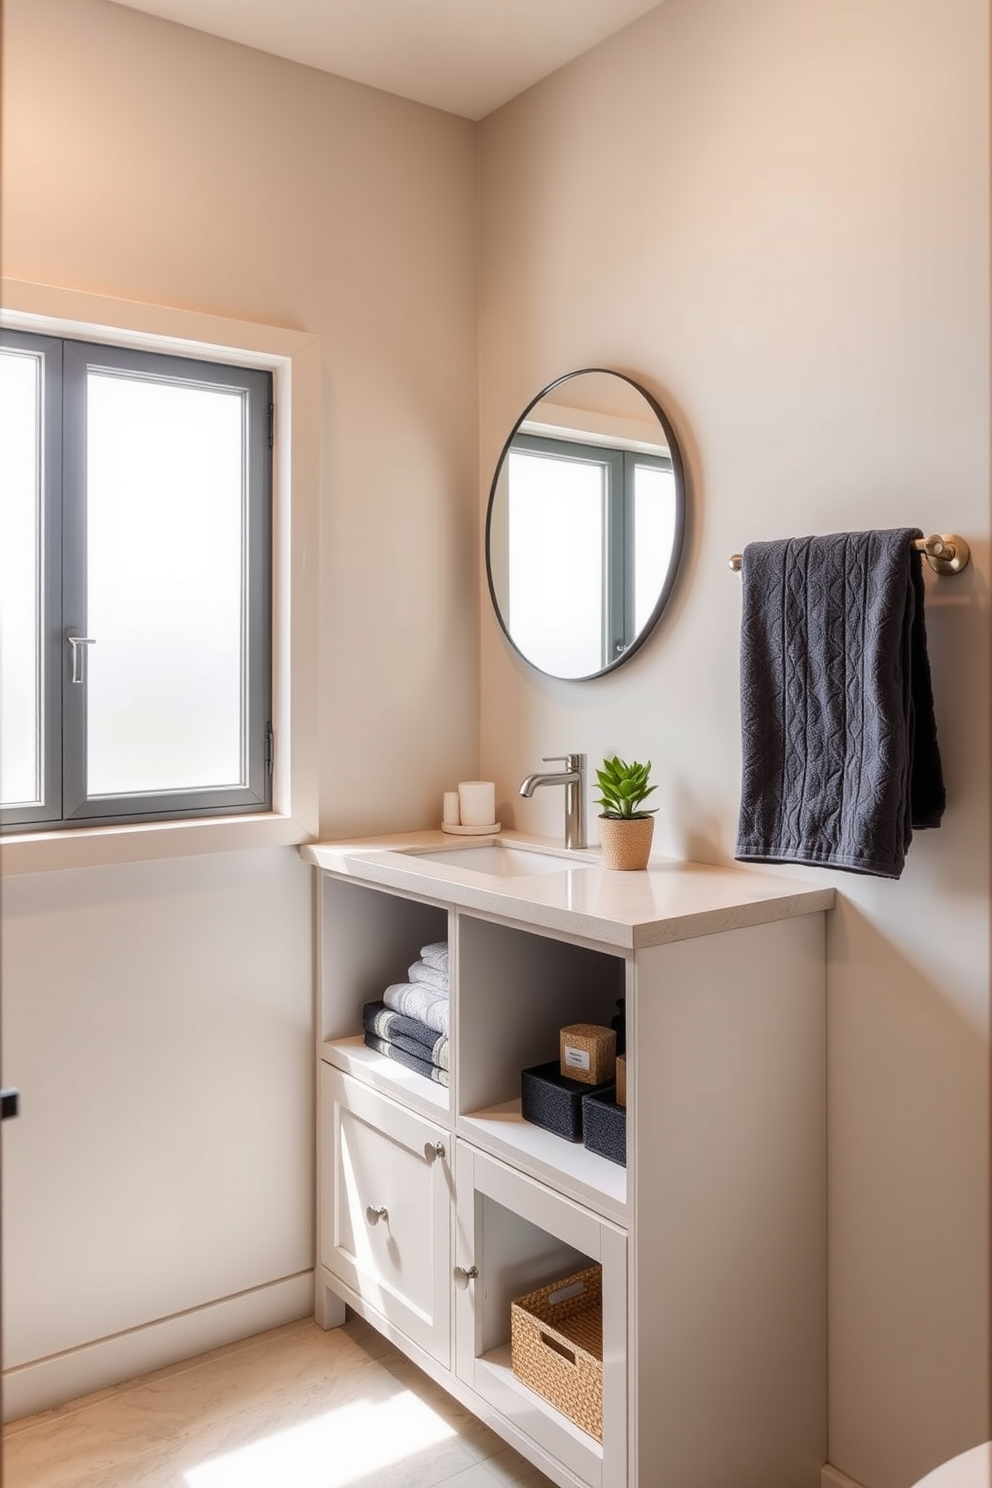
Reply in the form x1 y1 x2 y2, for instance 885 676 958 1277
729 532 970 577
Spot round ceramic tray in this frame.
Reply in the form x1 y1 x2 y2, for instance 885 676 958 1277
440 821 501 836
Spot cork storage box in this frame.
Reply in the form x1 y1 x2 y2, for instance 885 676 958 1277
511 1265 604 1441
559 1024 616 1085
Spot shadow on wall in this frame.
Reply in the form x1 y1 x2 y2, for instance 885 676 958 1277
825 897 989 1488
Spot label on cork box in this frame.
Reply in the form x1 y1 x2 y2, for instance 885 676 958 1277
563 1045 591 1073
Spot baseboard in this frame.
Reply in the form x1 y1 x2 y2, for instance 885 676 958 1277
3 1269 314 1422
823 1465 868 1488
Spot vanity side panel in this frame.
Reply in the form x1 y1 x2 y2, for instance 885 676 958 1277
629 913 826 1488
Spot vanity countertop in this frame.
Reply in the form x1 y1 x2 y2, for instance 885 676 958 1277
301 830 834 950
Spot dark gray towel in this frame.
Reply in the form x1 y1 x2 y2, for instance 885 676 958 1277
363 1032 450 1087
362 1001 449 1071
735 528 944 880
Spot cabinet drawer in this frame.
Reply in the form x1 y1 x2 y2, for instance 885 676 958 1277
319 1064 451 1366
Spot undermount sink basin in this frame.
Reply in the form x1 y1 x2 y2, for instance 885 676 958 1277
403 844 592 878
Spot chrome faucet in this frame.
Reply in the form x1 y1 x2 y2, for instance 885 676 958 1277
518 754 587 850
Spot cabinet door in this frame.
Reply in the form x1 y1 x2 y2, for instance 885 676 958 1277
454 1142 627 1488
320 1064 451 1366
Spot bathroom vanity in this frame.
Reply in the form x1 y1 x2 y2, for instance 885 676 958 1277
303 831 834 1488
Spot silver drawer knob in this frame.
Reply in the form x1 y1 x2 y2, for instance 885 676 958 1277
365 1205 388 1225
424 1141 446 1163
453 1265 478 1288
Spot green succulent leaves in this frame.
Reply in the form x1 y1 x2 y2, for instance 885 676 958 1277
594 756 658 819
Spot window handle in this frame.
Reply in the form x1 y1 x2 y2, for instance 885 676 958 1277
67 632 96 685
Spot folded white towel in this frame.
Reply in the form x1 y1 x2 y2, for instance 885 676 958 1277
420 941 449 974
408 959 449 994
383 983 450 1036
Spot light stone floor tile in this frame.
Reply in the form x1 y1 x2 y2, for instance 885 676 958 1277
429 1464 515 1488
470 1444 554 1486
3 1316 558 1488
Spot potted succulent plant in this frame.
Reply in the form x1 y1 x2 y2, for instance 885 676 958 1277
595 756 658 871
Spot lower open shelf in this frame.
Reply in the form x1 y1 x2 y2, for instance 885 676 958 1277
321 1036 450 1119
458 1100 626 1222
478 1342 605 1457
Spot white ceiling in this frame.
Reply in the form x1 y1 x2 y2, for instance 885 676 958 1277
106 0 665 120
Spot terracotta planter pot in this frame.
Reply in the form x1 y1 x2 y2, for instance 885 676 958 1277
598 815 655 871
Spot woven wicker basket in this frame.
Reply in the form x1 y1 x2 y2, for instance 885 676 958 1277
598 815 654 870
510 1265 603 1441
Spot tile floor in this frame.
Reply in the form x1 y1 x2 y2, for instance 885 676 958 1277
3 1314 557 1488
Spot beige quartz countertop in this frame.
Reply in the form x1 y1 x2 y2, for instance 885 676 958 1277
301 829 834 950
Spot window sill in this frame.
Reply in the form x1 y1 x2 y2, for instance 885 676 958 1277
0 814 310 876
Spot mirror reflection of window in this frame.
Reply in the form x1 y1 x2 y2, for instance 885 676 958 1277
632 463 677 637
505 435 674 678
507 447 605 678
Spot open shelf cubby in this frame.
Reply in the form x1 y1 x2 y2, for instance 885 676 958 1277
471 1189 607 1463
319 875 451 1112
456 1148 626 1486
455 915 627 1215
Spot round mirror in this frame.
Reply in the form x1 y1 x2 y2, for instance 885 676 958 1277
485 369 685 680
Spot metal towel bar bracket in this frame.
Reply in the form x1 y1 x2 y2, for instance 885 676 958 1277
729 533 971 577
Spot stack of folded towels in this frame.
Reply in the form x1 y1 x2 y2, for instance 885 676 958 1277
362 941 450 1087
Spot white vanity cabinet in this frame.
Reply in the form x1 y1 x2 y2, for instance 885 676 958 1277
306 832 834 1488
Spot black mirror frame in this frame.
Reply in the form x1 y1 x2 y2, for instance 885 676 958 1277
485 368 686 681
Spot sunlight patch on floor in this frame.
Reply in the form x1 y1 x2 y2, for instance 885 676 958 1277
184 1387 458 1488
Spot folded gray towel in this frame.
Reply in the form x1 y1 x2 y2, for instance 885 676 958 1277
419 941 449 974
383 982 450 1035
735 528 945 879
408 959 449 993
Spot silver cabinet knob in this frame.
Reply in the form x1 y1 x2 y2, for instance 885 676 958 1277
424 1140 446 1163
453 1265 479 1288
365 1205 388 1225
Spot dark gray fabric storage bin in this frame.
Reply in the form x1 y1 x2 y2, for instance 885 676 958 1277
520 1061 614 1142
582 1087 627 1166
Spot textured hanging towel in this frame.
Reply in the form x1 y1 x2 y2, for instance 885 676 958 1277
735 528 945 879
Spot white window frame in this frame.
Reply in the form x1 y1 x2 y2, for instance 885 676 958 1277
0 279 320 875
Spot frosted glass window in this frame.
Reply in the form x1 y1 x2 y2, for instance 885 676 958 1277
0 329 271 833
633 464 677 636
0 350 42 807
85 372 247 795
507 450 605 678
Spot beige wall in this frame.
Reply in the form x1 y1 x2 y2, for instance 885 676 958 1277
479 3 989 1486
1 0 479 1400
2 0 989 1482
3 0 480 839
